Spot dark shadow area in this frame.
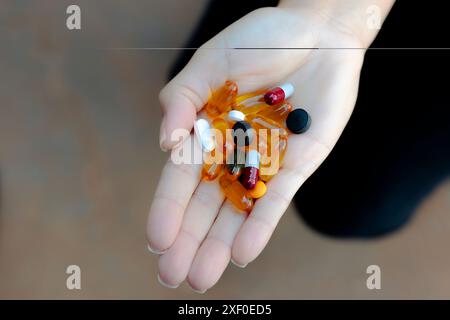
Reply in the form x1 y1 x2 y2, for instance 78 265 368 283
296 1 450 237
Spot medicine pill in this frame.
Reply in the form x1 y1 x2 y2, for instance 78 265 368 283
202 148 224 181
202 161 223 181
232 121 254 147
219 174 254 212
211 117 230 146
235 102 267 116
247 181 267 198
197 80 307 213
264 83 294 105
205 81 238 118
246 114 288 139
235 89 267 105
226 148 245 179
234 90 268 115
257 102 292 123
194 118 215 152
286 108 311 134
228 110 245 122
226 163 242 181
240 150 260 190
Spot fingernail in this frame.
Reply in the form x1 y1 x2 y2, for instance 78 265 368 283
187 280 207 294
231 259 247 268
159 118 168 152
157 274 179 289
192 288 207 294
147 244 166 255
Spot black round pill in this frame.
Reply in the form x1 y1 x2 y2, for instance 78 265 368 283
286 108 311 134
232 121 254 146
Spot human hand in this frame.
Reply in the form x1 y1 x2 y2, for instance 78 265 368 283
147 0 393 293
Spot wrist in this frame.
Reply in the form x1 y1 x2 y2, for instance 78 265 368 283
278 0 395 47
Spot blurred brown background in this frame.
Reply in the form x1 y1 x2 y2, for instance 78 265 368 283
1 0 450 299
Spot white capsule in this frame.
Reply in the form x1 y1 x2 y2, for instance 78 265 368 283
228 110 245 122
245 149 260 169
194 119 215 152
279 82 295 99
202 137 215 152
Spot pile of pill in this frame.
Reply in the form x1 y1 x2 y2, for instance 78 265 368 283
194 81 311 213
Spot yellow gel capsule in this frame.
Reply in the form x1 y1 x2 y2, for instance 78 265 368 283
235 101 266 116
219 174 254 213
259 174 273 182
211 115 235 154
235 89 267 105
257 102 292 124
234 89 268 116
202 162 223 181
224 168 241 181
205 81 238 118
202 148 224 181
211 117 229 142
212 116 229 130
246 114 289 138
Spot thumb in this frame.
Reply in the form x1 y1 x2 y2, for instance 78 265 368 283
158 51 227 151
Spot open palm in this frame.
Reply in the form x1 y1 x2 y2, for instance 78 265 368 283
147 6 365 292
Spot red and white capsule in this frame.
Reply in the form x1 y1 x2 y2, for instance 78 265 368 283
264 83 295 105
240 150 260 190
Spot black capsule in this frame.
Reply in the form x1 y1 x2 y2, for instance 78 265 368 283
232 121 254 146
226 148 245 177
286 108 311 134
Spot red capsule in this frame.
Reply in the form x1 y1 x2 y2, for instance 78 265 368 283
239 150 260 190
240 167 259 190
263 83 294 105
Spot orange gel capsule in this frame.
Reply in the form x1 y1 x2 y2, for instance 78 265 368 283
205 81 238 118
235 102 267 116
234 90 268 116
246 114 289 139
202 148 224 181
219 174 254 213
211 115 234 153
235 89 267 105
224 168 241 181
202 161 223 181
211 117 229 140
259 174 272 182
248 111 288 151
257 102 293 123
